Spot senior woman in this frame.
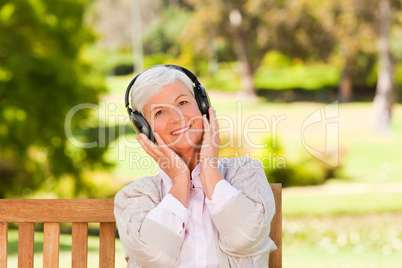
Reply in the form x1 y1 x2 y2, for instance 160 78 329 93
114 65 276 268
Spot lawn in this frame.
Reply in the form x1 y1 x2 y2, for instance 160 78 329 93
283 213 402 268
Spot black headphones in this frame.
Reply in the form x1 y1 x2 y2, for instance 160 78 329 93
125 65 211 143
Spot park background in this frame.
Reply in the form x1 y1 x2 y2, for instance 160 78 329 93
1 0 402 267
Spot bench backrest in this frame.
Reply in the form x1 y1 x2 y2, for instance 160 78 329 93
269 183 282 268
0 183 281 268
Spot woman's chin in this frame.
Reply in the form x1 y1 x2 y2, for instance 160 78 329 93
168 134 202 151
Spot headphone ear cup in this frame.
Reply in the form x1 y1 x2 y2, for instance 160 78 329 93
195 84 211 121
129 110 156 143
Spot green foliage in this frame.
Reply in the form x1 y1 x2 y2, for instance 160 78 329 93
396 63 402 100
267 159 328 187
255 51 340 90
218 133 340 188
199 62 241 91
182 52 340 93
218 133 253 158
143 53 173 68
183 0 336 70
0 0 109 198
143 6 191 56
85 46 133 76
260 138 339 187
347 51 377 88
391 31 402 61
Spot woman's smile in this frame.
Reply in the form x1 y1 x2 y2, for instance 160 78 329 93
171 125 192 135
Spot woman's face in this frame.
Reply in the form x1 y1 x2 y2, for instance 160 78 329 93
142 81 204 152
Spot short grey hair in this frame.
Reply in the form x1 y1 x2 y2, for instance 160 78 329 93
130 65 194 115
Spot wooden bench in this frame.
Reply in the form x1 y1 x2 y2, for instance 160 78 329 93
0 183 282 268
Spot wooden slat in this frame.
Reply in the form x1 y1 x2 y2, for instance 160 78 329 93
72 223 88 268
0 222 7 268
18 222 34 268
269 183 282 268
0 200 115 223
43 223 60 268
99 223 116 268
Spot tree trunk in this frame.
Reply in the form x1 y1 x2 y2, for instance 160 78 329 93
130 0 144 73
372 0 395 135
207 37 218 75
229 9 258 103
339 65 353 102
237 63 257 103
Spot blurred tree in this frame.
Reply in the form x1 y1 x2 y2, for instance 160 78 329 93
91 0 193 72
0 0 109 198
92 0 168 50
182 0 335 102
143 6 191 57
91 0 133 50
372 0 400 134
314 0 378 102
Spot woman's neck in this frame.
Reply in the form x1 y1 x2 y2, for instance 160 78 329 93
176 147 201 172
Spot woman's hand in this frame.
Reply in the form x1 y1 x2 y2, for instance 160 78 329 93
200 107 223 199
136 132 191 207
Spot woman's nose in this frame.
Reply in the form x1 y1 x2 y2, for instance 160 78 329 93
168 106 185 124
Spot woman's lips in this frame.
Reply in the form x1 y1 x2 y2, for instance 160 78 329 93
171 125 191 135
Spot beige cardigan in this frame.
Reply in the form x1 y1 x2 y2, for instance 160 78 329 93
114 157 277 267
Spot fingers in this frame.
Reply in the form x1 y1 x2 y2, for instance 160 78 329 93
136 132 188 178
153 131 169 149
136 133 159 157
202 107 221 149
136 132 172 159
208 107 219 131
203 107 219 135
202 114 210 131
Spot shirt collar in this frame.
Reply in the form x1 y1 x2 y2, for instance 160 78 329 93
159 158 223 193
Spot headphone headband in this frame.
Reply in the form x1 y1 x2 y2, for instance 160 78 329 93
125 65 200 111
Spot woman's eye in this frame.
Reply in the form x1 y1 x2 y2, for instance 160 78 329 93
179 100 187 105
155 110 163 116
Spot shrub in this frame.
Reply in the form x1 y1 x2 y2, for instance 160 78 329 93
260 138 341 187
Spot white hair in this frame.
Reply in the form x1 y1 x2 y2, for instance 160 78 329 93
130 65 194 115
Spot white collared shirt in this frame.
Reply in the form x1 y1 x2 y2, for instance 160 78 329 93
145 161 240 267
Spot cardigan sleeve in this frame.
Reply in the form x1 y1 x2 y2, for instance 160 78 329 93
211 157 277 258
205 179 240 214
113 176 183 267
145 193 190 239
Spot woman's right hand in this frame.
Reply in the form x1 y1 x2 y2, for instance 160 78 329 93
136 132 191 206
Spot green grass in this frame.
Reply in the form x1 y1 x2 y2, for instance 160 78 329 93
284 246 402 268
283 213 402 268
283 192 402 217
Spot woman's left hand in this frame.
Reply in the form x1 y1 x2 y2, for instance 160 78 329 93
200 106 223 199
